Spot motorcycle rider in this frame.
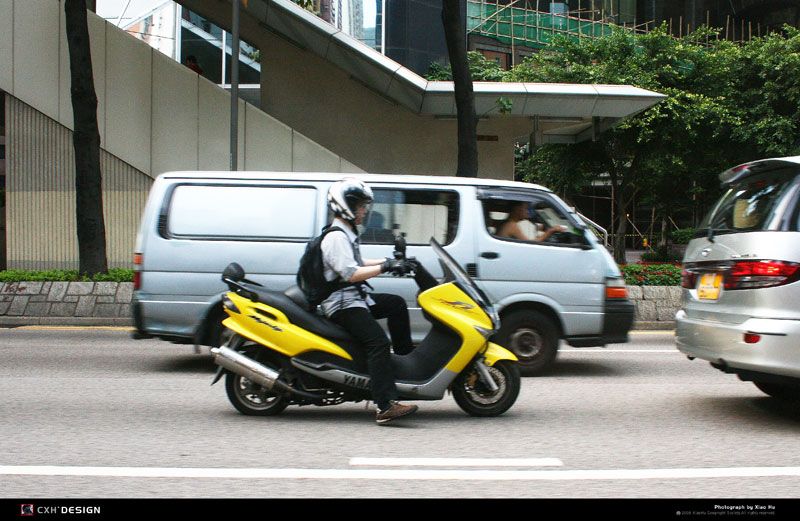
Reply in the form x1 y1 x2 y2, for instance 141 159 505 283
320 178 419 424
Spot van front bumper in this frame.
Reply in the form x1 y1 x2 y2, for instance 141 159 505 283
676 309 800 380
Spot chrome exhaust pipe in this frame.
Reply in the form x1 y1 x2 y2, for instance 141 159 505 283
211 345 280 391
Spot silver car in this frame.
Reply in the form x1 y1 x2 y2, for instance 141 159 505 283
676 156 800 400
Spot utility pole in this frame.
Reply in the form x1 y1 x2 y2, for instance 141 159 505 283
230 0 241 171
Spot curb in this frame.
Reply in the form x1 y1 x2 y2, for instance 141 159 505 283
632 321 675 331
0 316 676 331
0 317 134 327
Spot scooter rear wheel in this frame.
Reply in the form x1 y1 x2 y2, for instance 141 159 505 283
452 360 520 417
224 348 289 416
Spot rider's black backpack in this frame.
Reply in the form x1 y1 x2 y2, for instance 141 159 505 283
296 225 353 309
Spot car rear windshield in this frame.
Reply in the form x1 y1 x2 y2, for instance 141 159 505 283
698 171 798 236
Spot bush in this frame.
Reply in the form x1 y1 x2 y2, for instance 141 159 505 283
0 269 134 283
621 264 682 286
670 228 696 245
640 246 683 263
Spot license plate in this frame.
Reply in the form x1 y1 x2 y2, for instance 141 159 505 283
697 273 723 300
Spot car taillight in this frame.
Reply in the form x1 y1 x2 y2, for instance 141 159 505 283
743 332 761 344
605 278 628 299
681 268 698 289
724 260 800 290
133 252 143 291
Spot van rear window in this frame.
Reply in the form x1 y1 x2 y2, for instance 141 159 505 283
166 184 317 240
698 172 797 236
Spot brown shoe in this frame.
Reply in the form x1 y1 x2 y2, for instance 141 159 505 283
376 401 418 424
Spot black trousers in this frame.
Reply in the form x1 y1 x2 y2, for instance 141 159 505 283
330 293 412 410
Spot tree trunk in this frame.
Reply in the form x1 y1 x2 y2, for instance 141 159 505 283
65 0 108 276
613 193 628 265
609 167 629 264
442 0 478 178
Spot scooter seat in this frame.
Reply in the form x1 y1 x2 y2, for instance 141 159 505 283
242 284 354 342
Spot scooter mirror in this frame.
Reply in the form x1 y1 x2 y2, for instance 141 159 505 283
222 262 245 282
393 233 407 260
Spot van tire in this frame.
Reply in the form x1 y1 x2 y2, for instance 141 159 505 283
495 310 558 375
753 381 800 402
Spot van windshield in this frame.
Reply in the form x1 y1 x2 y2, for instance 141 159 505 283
698 172 797 237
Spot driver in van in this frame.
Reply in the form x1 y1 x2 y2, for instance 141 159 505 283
497 201 567 242
320 178 419 425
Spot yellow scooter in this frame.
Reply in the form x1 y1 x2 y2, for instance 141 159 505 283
210 238 520 417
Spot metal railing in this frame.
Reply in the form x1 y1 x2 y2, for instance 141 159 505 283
577 212 608 246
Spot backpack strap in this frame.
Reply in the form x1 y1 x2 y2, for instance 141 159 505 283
321 225 372 299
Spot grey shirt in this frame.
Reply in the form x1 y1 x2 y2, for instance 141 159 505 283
319 218 374 317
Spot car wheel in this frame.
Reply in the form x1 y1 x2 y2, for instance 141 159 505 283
494 310 559 376
753 381 800 403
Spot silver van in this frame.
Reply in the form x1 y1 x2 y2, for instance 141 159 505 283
132 171 633 374
676 156 800 399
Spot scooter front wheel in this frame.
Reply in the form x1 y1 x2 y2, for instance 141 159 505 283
452 360 520 417
225 371 288 416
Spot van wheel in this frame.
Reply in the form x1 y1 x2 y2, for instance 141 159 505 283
753 381 800 403
495 310 559 376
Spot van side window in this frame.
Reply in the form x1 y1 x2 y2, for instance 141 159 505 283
166 185 317 240
361 189 459 245
482 197 575 244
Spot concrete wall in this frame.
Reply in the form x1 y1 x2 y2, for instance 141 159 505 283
0 280 133 326
0 0 362 177
628 286 682 326
0 0 364 270
258 29 530 180
6 97 149 269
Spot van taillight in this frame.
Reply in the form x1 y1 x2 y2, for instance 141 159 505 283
133 253 143 291
605 278 628 299
724 260 800 290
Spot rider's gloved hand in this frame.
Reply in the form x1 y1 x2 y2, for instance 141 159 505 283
405 257 420 273
381 258 408 276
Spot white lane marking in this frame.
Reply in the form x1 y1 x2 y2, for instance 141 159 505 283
349 457 563 467
562 349 677 353
2 466 800 481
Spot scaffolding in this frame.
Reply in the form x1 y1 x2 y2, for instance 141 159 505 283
467 0 652 56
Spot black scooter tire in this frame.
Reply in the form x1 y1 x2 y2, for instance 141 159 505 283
452 360 520 417
225 371 289 416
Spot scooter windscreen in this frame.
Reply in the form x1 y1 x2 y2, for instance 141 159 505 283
430 238 500 329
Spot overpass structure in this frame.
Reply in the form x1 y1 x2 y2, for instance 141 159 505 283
0 0 664 269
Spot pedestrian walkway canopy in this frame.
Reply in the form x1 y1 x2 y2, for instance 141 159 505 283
181 0 665 145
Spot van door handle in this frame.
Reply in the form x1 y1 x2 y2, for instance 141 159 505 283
480 251 500 259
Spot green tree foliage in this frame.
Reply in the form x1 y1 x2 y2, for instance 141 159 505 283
730 27 800 157
427 51 508 81
469 25 800 263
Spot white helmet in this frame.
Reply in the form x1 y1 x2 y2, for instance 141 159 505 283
327 178 374 223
